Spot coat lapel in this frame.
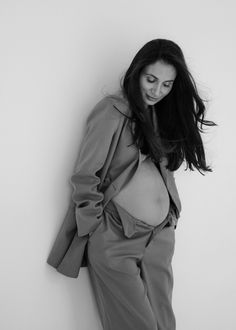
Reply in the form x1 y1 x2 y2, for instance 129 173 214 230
159 159 182 213
103 158 138 208
103 100 181 215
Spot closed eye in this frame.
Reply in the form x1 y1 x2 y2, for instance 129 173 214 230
164 83 172 88
147 77 156 83
146 75 173 87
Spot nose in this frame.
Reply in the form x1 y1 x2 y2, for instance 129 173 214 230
151 83 162 98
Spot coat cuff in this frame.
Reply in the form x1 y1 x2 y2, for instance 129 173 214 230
75 205 104 237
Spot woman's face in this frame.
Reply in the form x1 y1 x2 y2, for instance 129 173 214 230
139 60 177 108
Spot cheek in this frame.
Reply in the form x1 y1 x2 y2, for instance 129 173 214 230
140 77 150 92
143 83 152 93
140 80 146 91
163 88 172 96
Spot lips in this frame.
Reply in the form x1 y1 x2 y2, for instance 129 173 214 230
146 94 159 101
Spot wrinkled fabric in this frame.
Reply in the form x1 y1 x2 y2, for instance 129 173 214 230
87 199 176 330
47 94 182 278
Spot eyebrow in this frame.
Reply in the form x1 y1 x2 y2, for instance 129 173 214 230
144 73 175 82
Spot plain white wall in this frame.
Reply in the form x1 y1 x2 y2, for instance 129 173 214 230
1 0 235 329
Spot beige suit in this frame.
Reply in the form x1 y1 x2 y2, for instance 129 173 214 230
47 93 182 278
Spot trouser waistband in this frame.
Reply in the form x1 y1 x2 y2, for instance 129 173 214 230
104 198 175 238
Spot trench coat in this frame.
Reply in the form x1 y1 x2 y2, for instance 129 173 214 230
46 93 182 278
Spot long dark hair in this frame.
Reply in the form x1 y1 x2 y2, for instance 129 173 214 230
120 39 216 174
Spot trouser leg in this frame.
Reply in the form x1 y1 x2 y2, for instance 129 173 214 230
141 225 176 330
87 256 157 330
87 199 176 330
87 204 158 330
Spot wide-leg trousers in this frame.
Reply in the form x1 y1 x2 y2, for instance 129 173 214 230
87 198 177 330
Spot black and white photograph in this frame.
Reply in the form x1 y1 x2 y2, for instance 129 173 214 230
0 1 235 330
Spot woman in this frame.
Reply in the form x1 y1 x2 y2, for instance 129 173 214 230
47 39 215 330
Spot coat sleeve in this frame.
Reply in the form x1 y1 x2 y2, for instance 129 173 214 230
69 98 120 237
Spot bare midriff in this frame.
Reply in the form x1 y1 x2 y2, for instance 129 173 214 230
112 151 170 226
